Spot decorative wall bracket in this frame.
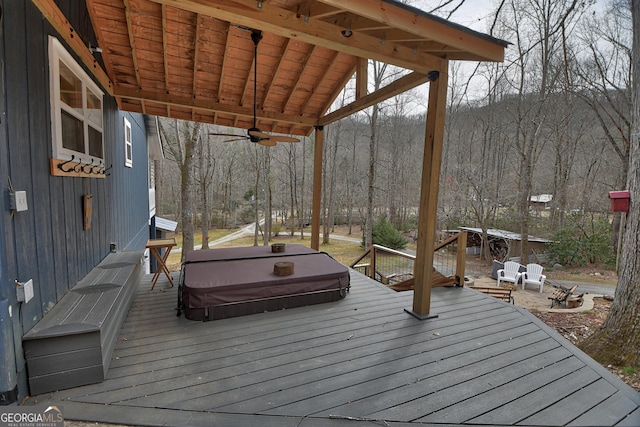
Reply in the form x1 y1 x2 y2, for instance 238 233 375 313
50 156 110 178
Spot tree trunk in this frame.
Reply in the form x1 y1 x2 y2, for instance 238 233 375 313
158 118 199 262
365 109 376 248
579 0 640 369
263 151 272 246
253 152 260 247
198 134 214 250
299 137 306 240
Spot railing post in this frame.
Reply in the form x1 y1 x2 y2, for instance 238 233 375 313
369 245 376 279
456 231 468 286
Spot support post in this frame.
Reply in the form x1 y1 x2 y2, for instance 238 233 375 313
456 230 468 285
407 65 448 320
311 126 324 250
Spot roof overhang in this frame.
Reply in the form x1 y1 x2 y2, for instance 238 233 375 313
34 0 508 137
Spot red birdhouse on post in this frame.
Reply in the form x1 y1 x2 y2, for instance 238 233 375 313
609 191 630 213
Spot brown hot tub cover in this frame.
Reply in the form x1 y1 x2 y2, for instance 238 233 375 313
178 245 350 321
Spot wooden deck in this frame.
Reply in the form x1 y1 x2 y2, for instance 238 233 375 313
34 271 640 426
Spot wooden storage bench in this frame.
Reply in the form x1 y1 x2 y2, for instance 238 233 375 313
23 250 143 395
469 285 514 304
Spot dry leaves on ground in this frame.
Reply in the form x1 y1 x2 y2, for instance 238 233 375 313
532 297 640 392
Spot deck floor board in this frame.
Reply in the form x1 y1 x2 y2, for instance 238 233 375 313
36 270 640 426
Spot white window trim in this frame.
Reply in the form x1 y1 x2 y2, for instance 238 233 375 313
124 117 133 167
49 36 104 162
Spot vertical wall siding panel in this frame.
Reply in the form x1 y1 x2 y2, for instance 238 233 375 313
0 1 29 389
0 0 20 304
6 1 44 329
123 112 150 250
91 177 102 265
104 106 114 253
104 101 118 250
27 8 57 317
51 173 69 301
62 179 79 288
0 0 12 302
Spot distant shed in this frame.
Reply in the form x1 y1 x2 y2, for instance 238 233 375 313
460 227 552 261
530 194 553 211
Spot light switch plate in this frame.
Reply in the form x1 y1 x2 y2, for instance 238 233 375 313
10 190 28 212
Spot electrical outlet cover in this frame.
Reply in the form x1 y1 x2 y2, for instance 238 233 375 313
14 190 28 212
17 279 34 303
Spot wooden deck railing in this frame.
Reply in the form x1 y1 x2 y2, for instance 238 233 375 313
350 231 468 291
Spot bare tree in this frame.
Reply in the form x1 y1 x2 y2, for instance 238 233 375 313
343 115 365 235
263 148 273 246
158 118 201 260
580 0 640 370
196 131 216 249
572 1 632 248
382 93 420 230
363 61 405 247
323 124 340 243
219 146 238 229
495 0 585 262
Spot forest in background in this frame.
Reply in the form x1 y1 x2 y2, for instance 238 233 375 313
155 0 631 267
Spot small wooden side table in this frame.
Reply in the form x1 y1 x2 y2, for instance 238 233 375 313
146 238 177 290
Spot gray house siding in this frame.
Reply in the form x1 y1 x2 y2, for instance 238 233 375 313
0 0 151 402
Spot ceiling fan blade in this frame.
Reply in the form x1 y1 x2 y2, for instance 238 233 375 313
248 129 270 139
209 132 245 138
258 138 277 147
270 135 300 143
224 137 248 142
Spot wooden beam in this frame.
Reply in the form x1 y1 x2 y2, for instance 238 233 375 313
149 0 444 73
32 0 114 95
115 87 317 128
123 0 142 89
217 23 234 102
317 0 506 62
355 57 368 99
311 126 324 251
410 62 449 319
296 1 343 19
320 71 429 125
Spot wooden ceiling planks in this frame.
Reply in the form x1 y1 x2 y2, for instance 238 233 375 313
67 0 509 136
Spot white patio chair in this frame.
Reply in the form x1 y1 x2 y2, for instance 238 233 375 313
496 261 523 288
522 263 546 293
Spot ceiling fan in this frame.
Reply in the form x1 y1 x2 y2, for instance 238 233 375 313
209 30 299 147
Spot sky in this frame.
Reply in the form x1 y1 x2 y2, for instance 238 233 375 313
405 0 609 102
418 0 607 31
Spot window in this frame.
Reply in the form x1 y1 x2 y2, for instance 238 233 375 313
124 117 133 167
49 36 104 162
